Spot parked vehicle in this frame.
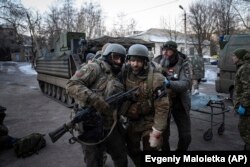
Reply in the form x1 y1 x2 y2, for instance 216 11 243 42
35 32 85 107
215 34 250 98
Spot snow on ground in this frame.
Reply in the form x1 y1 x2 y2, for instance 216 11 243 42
18 63 37 75
204 65 217 85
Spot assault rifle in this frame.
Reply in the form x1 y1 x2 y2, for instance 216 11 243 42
48 87 138 143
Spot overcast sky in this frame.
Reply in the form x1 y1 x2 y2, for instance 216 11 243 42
21 0 195 31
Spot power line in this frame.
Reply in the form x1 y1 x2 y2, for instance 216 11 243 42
124 0 180 16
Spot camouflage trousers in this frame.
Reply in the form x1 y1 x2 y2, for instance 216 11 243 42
238 116 250 150
82 125 128 167
126 121 157 167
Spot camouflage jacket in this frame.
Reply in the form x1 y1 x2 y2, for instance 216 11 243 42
189 55 205 80
122 63 169 132
153 53 192 112
66 59 124 129
234 52 250 110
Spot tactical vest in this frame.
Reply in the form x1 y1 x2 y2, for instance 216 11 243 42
121 62 160 119
80 59 124 129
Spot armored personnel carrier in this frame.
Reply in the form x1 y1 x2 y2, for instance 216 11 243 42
35 32 85 107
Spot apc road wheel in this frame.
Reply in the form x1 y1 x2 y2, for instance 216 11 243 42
44 83 48 94
66 95 73 105
56 87 61 100
203 128 213 141
47 84 52 96
218 123 225 135
52 85 56 97
38 81 44 93
61 89 66 103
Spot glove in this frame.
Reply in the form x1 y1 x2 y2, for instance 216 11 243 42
237 105 246 116
164 78 170 88
149 127 162 148
92 95 110 114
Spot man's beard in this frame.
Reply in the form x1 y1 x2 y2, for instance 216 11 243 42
111 64 122 74
160 57 170 68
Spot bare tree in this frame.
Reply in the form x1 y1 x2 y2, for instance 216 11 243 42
212 0 239 35
108 13 137 37
0 0 26 44
26 10 45 67
59 0 76 32
188 0 218 56
75 2 103 39
160 16 180 41
44 6 62 48
231 0 250 31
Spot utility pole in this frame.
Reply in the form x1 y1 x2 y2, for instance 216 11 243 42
179 5 187 55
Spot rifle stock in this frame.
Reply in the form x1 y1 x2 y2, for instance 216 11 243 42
49 123 71 143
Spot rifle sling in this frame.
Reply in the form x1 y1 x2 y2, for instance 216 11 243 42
69 109 118 146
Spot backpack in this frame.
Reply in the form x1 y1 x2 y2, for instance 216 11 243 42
13 133 46 158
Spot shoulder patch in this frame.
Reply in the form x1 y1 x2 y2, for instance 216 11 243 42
75 70 84 78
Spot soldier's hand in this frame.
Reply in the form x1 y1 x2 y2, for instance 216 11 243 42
92 96 110 113
149 127 162 148
237 105 246 116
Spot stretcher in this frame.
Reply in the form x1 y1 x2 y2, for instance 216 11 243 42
191 93 230 141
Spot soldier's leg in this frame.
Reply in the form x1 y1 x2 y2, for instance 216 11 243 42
172 102 191 151
105 126 128 167
126 125 143 167
238 116 250 150
84 144 105 167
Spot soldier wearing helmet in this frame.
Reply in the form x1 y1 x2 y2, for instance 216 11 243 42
153 40 192 151
66 43 127 167
121 44 169 166
232 48 250 150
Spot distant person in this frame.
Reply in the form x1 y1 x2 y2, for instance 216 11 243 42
153 40 192 151
232 48 250 150
189 54 205 95
78 38 88 62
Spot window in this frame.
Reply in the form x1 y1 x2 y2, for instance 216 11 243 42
189 47 194 55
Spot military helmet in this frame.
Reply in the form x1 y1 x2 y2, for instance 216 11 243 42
233 48 249 60
102 43 111 53
127 44 149 61
102 43 126 58
163 40 177 51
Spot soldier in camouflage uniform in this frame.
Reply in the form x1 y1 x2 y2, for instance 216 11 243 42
189 54 205 95
66 43 128 167
121 44 169 167
232 48 250 150
153 40 192 151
